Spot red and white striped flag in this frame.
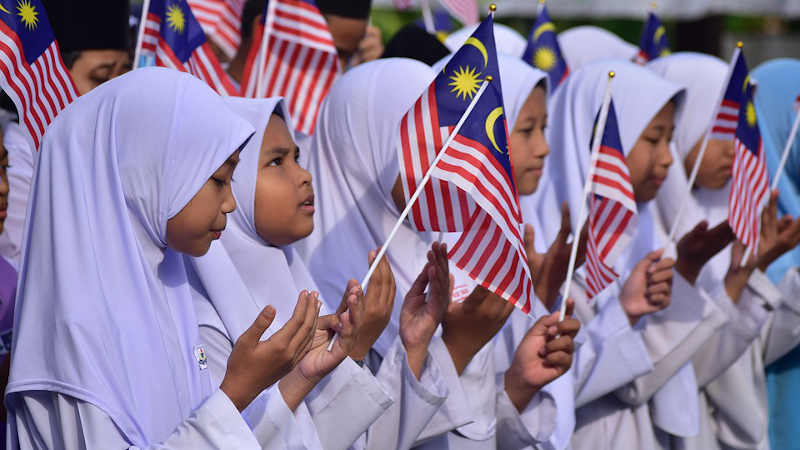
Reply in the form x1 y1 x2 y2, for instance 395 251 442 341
139 0 238 95
584 101 638 300
729 82 769 252
188 0 245 60
439 0 479 26
397 15 535 313
0 0 78 151
240 0 339 135
709 48 748 141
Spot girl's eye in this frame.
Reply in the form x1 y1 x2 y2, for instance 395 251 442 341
268 157 282 167
645 138 659 145
213 178 228 187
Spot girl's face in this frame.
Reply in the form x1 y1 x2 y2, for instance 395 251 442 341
167 150 240 257
626 101 676 202
510 85 549 196
69 50 132 96
253 115 314 247
684 138 734 190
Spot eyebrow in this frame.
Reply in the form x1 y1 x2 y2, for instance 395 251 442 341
266 146 300 156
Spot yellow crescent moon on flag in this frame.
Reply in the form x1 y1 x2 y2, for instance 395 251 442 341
0 3 9 14
533 22 556 41
485 107 505 154
654 25 665 43
465 37 488 68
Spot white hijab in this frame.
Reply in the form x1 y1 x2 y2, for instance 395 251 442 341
648 52 732 280
296 58 437 357
535 59 684 275
189 97 324 341
558 26 638 71
7 68 255 447
444 23 527 58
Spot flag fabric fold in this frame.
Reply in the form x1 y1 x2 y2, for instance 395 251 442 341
635 11 670 64
585 101 638 300
188 0 245 60
729 81 769 253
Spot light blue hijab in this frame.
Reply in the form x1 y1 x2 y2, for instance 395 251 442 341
752 58 800 450
753 58 800 283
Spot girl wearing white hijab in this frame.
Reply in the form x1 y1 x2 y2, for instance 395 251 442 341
557 26 638 71
189 95 455 450
648 52 800 450
497 53 667 450
298 57 575 449
533 59 739 450
6 67 335 449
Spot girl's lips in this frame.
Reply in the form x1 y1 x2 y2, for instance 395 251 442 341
212 230 221 239
652 177 665 187
0 210 7 220
300 194 315 212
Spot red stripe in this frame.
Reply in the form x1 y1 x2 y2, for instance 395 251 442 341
272 23 333 47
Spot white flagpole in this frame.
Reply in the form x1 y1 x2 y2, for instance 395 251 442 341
420 0 436 34
667 43 743 244
559 71 615 322
738 103 800 267
327 77 493 351
133 0 152 70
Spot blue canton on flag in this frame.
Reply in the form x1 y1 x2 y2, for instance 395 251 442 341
522 5 569 91
635 11 670 64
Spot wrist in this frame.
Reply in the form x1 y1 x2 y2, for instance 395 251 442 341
504 364 542 413
220 378 254 413
675 259 699 285
442 335 478 375
278 369 316 412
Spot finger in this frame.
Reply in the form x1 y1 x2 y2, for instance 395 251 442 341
650 257 675 273
524 223 536 255
635 249 664 274
646 282 672 297
530 313 559 337
408 262 432 299
544 351 573 369
273 291 310 339
348 292 364 330
558 202 573 242
289 292 321 349
555 317 580 338
238 306 276 348
544 335 574 355
646 293 670 309
336 279 359 315
648 268 674 284
563 298 575 319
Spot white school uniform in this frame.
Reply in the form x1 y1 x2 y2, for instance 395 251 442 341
296 59 464 449
648 52 800 450
5 68 319 448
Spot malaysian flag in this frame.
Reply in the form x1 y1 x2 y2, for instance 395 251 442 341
635 11 670 64
522 4 568 91
240 0 339 135
729 82 769 252
397 15 535 313
710 48 749 141
585 101 638 299
188 0 245 60
139 0 238 95
0 0 78 151
439 0 479 26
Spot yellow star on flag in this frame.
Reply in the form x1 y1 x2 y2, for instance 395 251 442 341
16 0 38 31
166 4 186 34
746 101 757 127
449 66 482 101
534 47 557 71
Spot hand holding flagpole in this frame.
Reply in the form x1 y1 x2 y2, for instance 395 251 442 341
667 43 744 245
559 72 615 322
739 95 800 267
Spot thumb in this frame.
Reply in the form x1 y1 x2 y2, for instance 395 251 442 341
239 306 276 347
634 249 664 273
524 223 535 254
